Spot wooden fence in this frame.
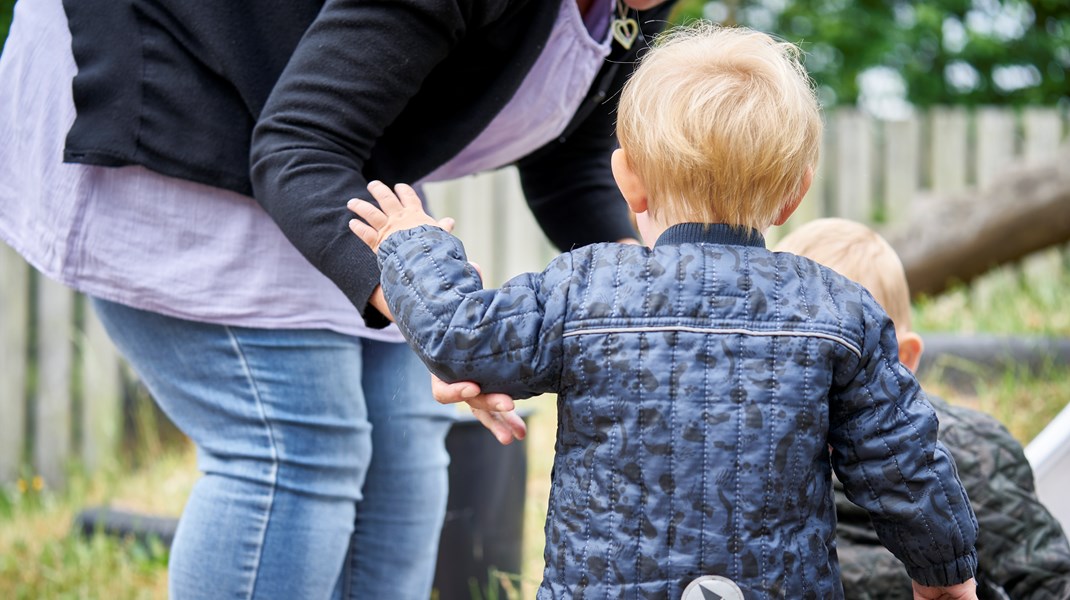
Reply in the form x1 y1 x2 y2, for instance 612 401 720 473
1 105 1067 488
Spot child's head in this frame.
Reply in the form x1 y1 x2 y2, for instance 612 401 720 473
774 218 924 371
614 23 822 235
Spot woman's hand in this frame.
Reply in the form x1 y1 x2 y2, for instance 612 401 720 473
431 375 526 445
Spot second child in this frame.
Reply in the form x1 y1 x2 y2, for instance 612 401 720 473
775 218 1070 600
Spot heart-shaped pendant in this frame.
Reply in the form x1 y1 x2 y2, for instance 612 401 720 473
612 17 639 50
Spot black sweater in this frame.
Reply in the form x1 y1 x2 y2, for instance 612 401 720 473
62 0 677 325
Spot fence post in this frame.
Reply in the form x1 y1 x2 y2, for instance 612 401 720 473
34 275 74 488
833 109 875 222
1020 107 1067 292
0 243 29 483
495 167 556 281
974 107 1017 189
882 115 920 225
781 124 831 236
1022 107 1065 165
81 299 121 473
929 106 969 193
450 174 503 285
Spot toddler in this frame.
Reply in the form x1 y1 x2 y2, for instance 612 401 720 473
348 23 978 599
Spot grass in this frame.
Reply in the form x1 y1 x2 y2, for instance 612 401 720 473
1 249 1067 599
912 245 1070 445
914 246 1070 336
0 448 195 599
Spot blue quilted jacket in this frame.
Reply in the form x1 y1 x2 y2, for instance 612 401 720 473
378 223 978 599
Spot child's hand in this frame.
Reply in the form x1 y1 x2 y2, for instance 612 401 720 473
912 579 978 600
348 181 441 253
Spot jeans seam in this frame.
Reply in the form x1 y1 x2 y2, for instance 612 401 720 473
225 325 280 600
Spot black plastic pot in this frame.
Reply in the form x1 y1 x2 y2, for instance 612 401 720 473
432 410 532 600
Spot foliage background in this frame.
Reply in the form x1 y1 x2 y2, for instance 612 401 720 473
671 0 1069 109
1 0 13 44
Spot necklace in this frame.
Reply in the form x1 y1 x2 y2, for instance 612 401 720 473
611 0 639 50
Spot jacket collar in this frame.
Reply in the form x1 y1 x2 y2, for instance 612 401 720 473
653 223 766 249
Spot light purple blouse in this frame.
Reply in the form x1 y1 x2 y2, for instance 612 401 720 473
0 0 613 340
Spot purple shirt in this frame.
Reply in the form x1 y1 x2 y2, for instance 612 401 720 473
0 0 612 339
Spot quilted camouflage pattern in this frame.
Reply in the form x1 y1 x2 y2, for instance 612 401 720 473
378 223 978 599
836 395 1070 600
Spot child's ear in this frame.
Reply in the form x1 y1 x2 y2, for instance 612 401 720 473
897 331 924 373
774 166 814 226
612 148 648 214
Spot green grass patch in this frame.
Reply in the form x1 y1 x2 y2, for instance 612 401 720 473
914 247 1070 336
913 247 1070 444
921 360 1070 446
0 447 194 599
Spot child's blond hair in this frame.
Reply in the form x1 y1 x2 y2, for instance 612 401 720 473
616 23 822 231
774 218 912 332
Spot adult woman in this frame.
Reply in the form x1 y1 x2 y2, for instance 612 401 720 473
0 0 675 598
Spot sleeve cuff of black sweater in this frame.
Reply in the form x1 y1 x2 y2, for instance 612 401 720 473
319 233 392 330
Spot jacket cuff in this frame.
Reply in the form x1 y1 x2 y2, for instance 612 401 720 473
906 551 977 588
377 225 449 265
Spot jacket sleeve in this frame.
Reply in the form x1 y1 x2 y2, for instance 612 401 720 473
935 401 1070 599
376 225 570 398
249 0 501 328
827 293 978 588
515 2 678 251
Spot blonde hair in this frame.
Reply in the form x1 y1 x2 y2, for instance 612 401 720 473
616 22 822 231
774 218 912 331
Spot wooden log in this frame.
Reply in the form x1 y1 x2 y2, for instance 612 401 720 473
884 145 1070 298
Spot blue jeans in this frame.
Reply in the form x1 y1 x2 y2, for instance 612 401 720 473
91 298 455 599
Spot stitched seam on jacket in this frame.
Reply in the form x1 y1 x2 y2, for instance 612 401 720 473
562 326 862 359
699 249 711 574
633 249 647 598
733 249 750 580
759 255 783 591
577 253 594 593
663 253 680 581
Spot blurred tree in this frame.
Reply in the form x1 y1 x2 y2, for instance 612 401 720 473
2 1 1064 109
671 0 1069 108
1 0 13 46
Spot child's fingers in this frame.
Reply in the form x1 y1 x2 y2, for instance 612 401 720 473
366 180 403 212
468 261 484 281
348 218 379 249
471 408 526 445
393 183 423 208
437 217 455 233
347 198 388 229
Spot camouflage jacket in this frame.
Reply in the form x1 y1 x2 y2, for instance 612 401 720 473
836 395 1070 599
378 223 978 598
